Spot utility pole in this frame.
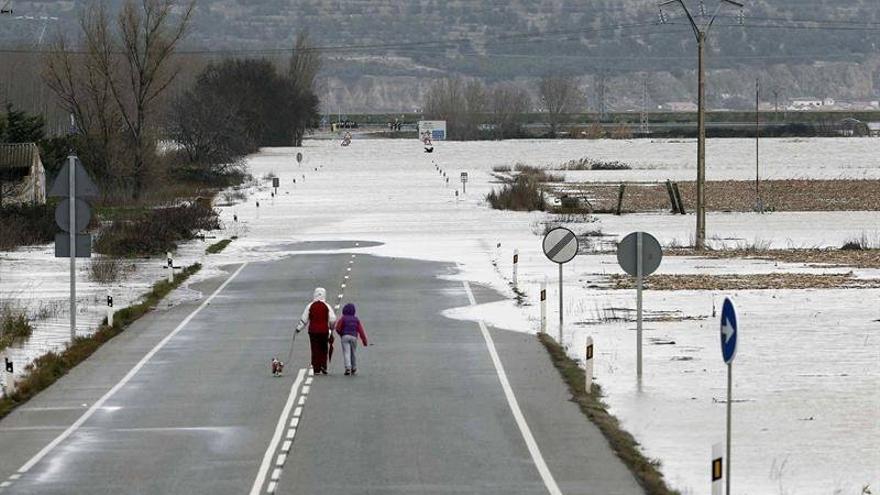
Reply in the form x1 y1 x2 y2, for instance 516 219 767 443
755 77 762 213
640 78 650 136
660 0 744 250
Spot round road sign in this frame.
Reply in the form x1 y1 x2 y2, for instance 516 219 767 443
616 232 662 277
542 227 578 264
720 297 738 364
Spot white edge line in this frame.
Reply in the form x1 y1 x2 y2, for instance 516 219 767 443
249 368 306 495
17 262 250 474
462 280 563 495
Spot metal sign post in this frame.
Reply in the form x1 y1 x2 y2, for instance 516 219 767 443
542 227 578 345
616 232 662 379
49 155 97 342
68 156 76 341
719 297 738 495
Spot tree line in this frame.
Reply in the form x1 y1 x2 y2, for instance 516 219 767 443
423 73 580 140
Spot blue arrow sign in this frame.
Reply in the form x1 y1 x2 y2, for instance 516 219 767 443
720 297 738 364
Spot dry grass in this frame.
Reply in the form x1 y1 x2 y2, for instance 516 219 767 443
567 179 880 212
610 272 880 290
538 334 679 495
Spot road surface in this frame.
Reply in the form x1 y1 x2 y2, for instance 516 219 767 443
0 243 642 494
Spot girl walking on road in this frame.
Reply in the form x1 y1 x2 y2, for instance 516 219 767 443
296 288 337 375
334 303 368 375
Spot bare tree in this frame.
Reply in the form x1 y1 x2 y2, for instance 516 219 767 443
538 73 581 137
489 83 530 140
288 31 321 147
82 0 194 198
423 77 486 140
44 31 124 185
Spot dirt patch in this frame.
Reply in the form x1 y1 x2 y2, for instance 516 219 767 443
668 248 880 269
565 179 880 212
609 272 880 290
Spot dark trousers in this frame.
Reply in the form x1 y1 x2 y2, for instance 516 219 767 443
309 332 329 372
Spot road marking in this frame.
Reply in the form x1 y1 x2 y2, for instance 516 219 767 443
249 368 306 495
281 440 291 453
15 263 250 475
289 417 299 427
301 385 310 395
267 481 277 493
297 396 306 406
293 406 302 417
462 281 563 495
270 468 281 481
276 453 286 466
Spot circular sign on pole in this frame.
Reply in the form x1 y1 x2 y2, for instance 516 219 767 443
720 297 738 364
296 152 303 163
616 232 662 277
55 198 91 233
542 227 578 264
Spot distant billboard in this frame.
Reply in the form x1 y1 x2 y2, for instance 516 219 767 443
418 120 447 141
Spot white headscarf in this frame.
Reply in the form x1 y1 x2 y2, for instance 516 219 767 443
313 287 326 302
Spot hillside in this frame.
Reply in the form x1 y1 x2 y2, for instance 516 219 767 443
2 0 878 112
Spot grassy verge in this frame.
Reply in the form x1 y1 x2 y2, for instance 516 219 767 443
0 263 201 419
537 333 679 495
94 203 219 257
206 238 233 254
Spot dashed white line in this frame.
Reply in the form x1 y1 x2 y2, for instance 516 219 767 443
301 385 310 395
293 406 302 417
15 263 250 476
281 440 292 453
289 417 299 427
267 481 277 493
297 396 306 406
249 368 306 495
462 280 563 495
276 453 287 466
270 468 282 481
285 429 296 440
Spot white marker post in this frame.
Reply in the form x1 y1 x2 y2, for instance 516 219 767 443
3 358 14 395
539 277 547 334
166 252 174 283
512 249 519 290
584 336 594 394
106 291 114 327
712 442 724 495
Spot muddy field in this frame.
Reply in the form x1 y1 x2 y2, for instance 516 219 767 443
562 179 880 212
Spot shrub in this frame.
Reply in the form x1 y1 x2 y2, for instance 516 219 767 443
89 257 135 284
513 163 565 182
486 175 546 211
0 304 33 351
0 203 56 251
558 157 632 171
94 202 219 257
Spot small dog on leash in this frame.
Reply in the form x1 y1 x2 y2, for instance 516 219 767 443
271 358 285 377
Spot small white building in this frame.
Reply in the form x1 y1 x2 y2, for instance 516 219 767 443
0 143 47 206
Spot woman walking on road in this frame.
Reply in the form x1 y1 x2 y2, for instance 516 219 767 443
295 288 337 375
334 303 368 376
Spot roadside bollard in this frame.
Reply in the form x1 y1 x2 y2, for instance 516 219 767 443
584 336 594 394
107 291 114 327
3 357 15 395
166 252 174 282
513 249 519 290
